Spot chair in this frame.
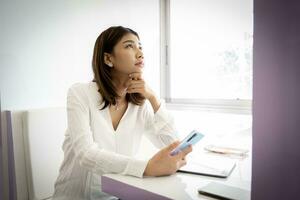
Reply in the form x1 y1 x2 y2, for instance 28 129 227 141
2 107 66 200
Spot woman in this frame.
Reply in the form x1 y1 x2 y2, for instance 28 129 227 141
52 26 192 200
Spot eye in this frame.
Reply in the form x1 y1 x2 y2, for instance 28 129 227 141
125 44 134 48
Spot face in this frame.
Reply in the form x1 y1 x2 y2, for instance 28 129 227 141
105 33 144 74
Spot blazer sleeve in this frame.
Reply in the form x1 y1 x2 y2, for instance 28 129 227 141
143 100 179 149
67 84 148 177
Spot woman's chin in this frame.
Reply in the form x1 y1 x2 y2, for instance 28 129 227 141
132 68 143 73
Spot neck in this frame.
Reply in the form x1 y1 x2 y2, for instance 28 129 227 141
111 70 129 101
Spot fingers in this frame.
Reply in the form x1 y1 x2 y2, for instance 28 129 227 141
165 141 180 152
127 82 144 89
128 80 144 85
127 87 144 94
127 80 145 86
174 145 193 160
175 149 190 171
178 158 187 168
129 72 142 80
183 145 193 154
127 88 143 94
125 79 144 90
182 145 193 156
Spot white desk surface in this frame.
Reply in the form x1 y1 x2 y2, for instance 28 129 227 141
102 129 252 200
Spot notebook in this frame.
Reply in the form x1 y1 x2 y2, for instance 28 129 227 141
178 155 236 178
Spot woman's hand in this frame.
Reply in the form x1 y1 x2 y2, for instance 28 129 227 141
126 72 155 100
126 72 161 112
143 141 193 177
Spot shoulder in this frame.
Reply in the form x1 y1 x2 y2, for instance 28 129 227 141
67 82 102 103
68 81 94 91
68 82 98 94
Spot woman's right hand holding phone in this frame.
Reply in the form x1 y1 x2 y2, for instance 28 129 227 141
143 141 192 177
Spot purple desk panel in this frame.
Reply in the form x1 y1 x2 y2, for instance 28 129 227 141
102 175 171 200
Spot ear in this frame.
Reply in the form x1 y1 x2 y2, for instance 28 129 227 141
104 53 113 67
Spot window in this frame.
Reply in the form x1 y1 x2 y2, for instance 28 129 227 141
160 0 253 113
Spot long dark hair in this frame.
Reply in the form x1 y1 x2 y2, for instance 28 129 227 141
92 26 145 110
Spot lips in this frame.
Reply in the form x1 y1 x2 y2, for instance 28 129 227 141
135 61 144 67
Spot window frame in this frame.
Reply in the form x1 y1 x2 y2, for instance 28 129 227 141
159 0 252 114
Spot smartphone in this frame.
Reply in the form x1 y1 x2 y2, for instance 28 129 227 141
170 130 204 156
198 182 250 200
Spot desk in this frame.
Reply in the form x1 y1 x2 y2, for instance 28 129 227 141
102 129 251 200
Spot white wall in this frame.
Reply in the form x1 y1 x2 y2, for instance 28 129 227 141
0 1 160 199
0 0 160 110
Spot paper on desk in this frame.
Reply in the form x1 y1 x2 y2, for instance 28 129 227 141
204 144 249 156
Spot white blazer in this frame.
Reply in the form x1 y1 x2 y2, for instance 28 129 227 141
52 82 178 200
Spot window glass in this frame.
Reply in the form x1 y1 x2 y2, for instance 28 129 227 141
169 0 253 100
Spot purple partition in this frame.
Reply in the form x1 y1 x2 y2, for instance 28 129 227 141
0 96 3 200
5 111 17 200
252 0 300 199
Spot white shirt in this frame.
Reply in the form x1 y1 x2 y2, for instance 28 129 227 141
52 82 178 200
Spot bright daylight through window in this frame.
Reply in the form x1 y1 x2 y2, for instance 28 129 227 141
167 0 253 110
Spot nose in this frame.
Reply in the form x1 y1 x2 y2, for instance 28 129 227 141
136 48 144 59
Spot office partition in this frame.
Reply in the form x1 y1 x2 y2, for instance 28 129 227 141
252 0 300 199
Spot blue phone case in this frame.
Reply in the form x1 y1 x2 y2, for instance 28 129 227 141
170 130 204 156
